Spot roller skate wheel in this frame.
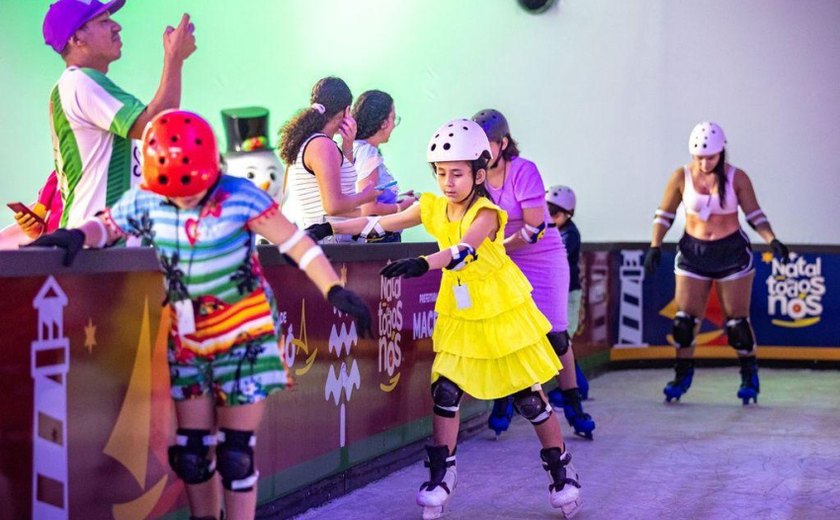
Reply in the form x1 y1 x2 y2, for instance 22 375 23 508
550 488 582 519
422 505 445 519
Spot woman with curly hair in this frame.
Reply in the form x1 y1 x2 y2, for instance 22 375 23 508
278 77 379 242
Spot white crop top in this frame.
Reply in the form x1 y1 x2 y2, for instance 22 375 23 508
682 164 738 221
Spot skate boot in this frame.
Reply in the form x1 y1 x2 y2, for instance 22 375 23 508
487 396 515 439
416 445 457 520
560 388 595 440
663 359 694 402
575 362 590 401
737 356 760 405
540 447 581 518
547 387 564 410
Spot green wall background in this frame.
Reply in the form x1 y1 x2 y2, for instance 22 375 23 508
2 1 839 243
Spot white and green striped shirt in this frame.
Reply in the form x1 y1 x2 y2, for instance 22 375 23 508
49 66 146 227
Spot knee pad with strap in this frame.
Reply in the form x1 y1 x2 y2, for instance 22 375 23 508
512 384 552 425
672 311 699 349
726 317 755 355
547 330 570 357
431 377 464 418
168 428 217 485
216 429 258 492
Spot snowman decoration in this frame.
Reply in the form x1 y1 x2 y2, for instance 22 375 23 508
221 106 284 201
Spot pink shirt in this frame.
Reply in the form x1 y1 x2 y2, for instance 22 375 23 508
484 156 565 258
37 171 63 233
485 156 568 331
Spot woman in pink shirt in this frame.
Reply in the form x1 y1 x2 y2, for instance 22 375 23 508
473 109 595 440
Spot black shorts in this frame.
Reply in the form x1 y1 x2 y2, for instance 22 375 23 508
674 230 753 281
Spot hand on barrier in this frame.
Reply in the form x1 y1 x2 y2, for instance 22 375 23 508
379 257 429 279
644 247 661 276
25 228 86 266
771 239 790 264
352 216 386 243
305 223 334 242
327 285 373 338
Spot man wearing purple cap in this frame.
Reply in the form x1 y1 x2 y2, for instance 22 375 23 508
43 0 196 229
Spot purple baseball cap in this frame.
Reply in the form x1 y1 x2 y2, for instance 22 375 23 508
43 0 126 53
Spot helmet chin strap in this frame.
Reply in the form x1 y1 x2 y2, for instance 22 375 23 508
489 141 505 170
456 185 477 205
489 154 502 170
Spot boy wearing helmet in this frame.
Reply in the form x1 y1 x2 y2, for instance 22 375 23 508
644 121 789 405
307 118 582 519
28 110 373 520
545 185 590 402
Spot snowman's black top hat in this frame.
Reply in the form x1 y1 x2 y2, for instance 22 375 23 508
221 106 271 153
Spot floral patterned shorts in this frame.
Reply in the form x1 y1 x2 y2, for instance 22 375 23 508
169 333 286 407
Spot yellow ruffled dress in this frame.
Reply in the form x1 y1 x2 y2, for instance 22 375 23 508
420 193 563 400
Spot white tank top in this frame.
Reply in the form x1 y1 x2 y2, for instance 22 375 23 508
682 164 738 221
287 133 358 227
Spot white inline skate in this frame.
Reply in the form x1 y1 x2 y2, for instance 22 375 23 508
541 447 581 518
416 445 457 519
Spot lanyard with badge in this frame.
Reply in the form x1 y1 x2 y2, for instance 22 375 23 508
171 205 200 335
449 209 473 310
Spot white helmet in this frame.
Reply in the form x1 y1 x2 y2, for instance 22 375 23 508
427 119 491 163
546 185 576 214
688 121 726 156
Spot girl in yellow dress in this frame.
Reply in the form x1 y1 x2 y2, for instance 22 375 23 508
307 119 582 519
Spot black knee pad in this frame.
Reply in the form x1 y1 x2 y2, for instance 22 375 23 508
216 429 258 492
547 330 570 357
726 317 755 354
431 377 464 418
672 311 698 348
168 428 216 485
512 386 552 425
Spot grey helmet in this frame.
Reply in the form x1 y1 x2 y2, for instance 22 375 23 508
471 109 510 142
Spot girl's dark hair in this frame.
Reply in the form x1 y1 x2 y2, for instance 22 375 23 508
352 90 393 140
471 151 493 202
278 77 352 164
429 150 494 203
713 149 727 208
500 134 520 161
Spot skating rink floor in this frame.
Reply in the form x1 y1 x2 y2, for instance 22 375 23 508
291 367 840 520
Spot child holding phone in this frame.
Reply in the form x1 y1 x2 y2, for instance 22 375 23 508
351 90 418 242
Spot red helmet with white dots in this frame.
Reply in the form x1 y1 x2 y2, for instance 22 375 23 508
142 110 220 197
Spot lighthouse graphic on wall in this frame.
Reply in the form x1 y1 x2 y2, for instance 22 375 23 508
31 276 69 520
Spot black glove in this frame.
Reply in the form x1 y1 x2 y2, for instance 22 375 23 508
327 285 373 338
380 257 429 279
25 228 86 266
644 246 661 276
305 223 334 242
771 239 790 264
